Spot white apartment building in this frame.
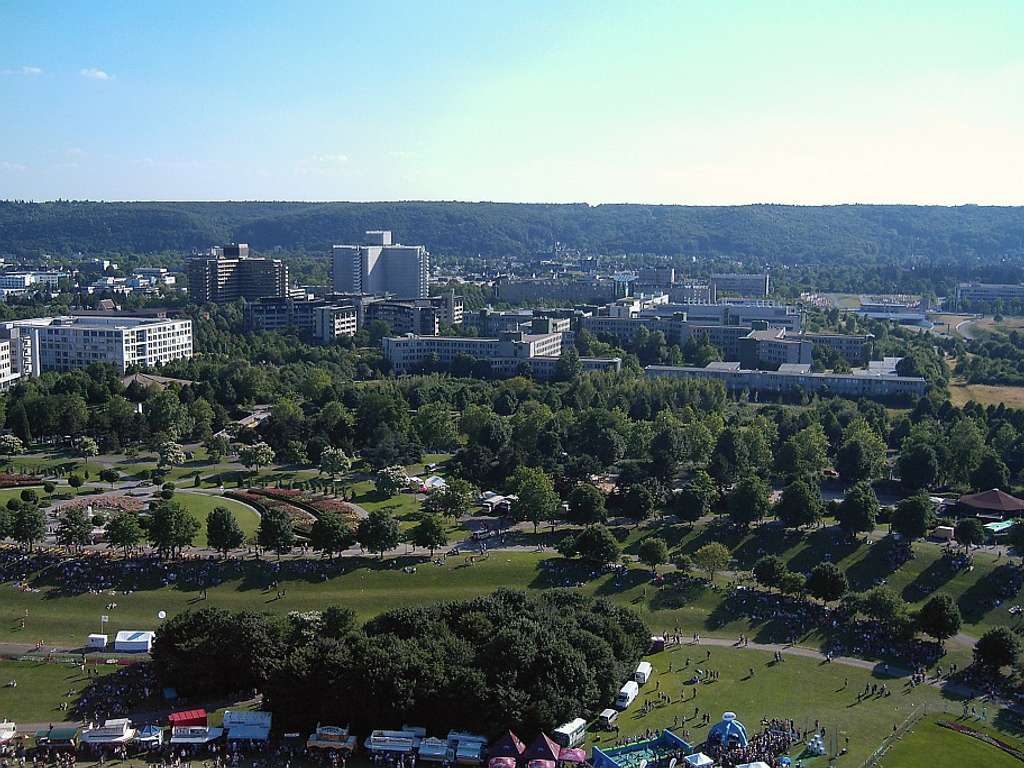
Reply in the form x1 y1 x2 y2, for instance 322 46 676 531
0 316 193 374
332 230 429 299
383 332 563 376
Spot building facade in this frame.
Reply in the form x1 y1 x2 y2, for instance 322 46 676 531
187 244 289 303
332 231 429 299
709 273 771 299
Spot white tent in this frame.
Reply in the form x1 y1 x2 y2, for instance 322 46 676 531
0 721 16 743
114 630 154 653
737 763 771 768
87 634 108 649
684 754 714 768
81 719 136 745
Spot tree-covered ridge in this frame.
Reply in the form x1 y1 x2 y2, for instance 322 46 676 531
2 200 1024 263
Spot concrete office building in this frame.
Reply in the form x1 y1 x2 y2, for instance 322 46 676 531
646 361 926 400
0 316 193 374
955 282 1024 309
494 276 623 304
710 273 771 299
246 297 358 341
332 231 429 299
187 245 289 303
366 301 440 336
643 301 801 331
313 305 359 341
382 331 619 380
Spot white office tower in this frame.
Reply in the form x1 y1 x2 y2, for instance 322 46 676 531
332 230 429 299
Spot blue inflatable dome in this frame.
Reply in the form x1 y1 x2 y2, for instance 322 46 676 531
707 712 748 748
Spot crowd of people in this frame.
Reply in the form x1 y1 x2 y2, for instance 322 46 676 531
73 663 159 724
704 720 801 768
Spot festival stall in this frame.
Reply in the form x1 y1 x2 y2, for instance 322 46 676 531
592 730 692 768
80 718 136 747
169 726 224 745
449 731 489 765
306 725 357 755
135 725 165 747
488 731 526 762
223 710 272 743
35 726 80 750
87 634 108 650
364 729 421 756
0 720 16 744
418 737 453 763
684 753 714 768
168 709 208 728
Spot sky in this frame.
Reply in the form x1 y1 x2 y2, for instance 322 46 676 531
0 0 1022 205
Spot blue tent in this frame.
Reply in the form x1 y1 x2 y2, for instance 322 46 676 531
707 713 748 748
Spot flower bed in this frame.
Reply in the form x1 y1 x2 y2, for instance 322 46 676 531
56 495 145 514
250 488 359 521
227 490 317 533
0 473 43 488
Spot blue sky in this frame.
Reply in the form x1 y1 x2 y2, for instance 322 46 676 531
1 0 1022 204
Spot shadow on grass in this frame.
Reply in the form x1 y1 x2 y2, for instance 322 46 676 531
901 556 959 603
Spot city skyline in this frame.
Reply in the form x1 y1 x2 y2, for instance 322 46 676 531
1 0 1022 205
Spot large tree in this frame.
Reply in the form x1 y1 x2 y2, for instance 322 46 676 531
891 494 935 541
693 542 730 580
106 512 143 557
207 506 246 556
954 517 986 549
897 442 938 491
638 537 669 573
410 514 449 557
148 499 200 558
836 481 879 538
309 509 357 559
917 593 961 644
752 555 786 591
806 562 848 603
566 483 607 525
57 507 92 550
422 479 477 519
239 441 275 475
357 509 401 559
835 418 886 484
558 524 620 565
775 478 823 530
727 474 771 530
258 507 296 560
509 466 560 534
12 506 46 551
974 626 1022 670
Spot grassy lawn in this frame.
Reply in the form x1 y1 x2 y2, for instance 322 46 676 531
170 493 261 546
882 713 1024 768
0 659 115 723
587 645 972 768
949 381 1024 409
0 486 46 507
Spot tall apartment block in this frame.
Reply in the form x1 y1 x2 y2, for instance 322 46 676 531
332 230 429 299
187 244 289 303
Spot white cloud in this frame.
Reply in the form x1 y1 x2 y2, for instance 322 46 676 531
1 65 42 76
80 67 112 81
0 161 29 172
298 153 350 175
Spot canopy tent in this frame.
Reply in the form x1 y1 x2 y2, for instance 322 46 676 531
168 709 207 728
559 747 587 763
0 721 16 743
170 726 223 744
307 726 357 753
223 710 271 742
488 731 526 759
135 725 164 746
489 758 517 768
707 713 748 749
113 630 155 653
958 489 1024 518
36 726 79 748
684 754 714 768
522 734 561 764
419 737 453 762
227 725 270 742
81 719 135 745
364 730 421 754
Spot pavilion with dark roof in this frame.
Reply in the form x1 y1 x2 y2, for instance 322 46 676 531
958 488 1024 520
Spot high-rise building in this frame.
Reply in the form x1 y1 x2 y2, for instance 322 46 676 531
187 244 289 303
332 230 429 299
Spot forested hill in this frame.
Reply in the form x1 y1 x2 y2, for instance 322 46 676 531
2 200 1024 263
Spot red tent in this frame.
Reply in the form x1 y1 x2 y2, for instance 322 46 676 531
488 732 526 760
521 734 561 765
168 709 208 727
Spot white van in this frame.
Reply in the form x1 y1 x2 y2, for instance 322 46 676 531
634 661 653 685
598 709 619 729
615 680 639 709
552 718 587 748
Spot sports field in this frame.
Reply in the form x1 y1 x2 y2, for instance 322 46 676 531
881 714 1024 768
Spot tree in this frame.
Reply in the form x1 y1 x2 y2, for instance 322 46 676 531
238 441 275 475
554 346 583 381
258 507 295 559
42 481 55 497
12 506 45 550
204 434 231 463
560 524 620 564
621 482 658 527
422 478 477 519
106 512 143 557
777 424 829 478
806 562 848 603
374 466 407 498
974 626 1022 670
20 488 37 505
970 451 1010 492
727 474 771 530
891 494 935 541
917 593 961 644
206 506 246 556
56 507 92 549
309 509 356 559
410 514 449 557
775 478 823 530
148 500 200 558
68 474 84 493
158 441 187 468
836 419 886 483
753 555 786 591
319 447 352 482
778 570 806 595
413 402 459 451
954 517 986 549
672 470 718 524
566 483 607 525
99 468 120 488
0 434 23 456
357 509 401 559
897 442 938 491
693 542 730 580
78 436 100 459
509 466 561 533
8 403 32 444
836 481 879 538
638 538 669 573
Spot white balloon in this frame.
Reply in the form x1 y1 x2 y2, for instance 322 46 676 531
158 611 167 620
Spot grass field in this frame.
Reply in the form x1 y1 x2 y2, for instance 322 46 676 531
170 492 262 546
949 381 1024 408
0 659 115 723
881 714 1024 768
